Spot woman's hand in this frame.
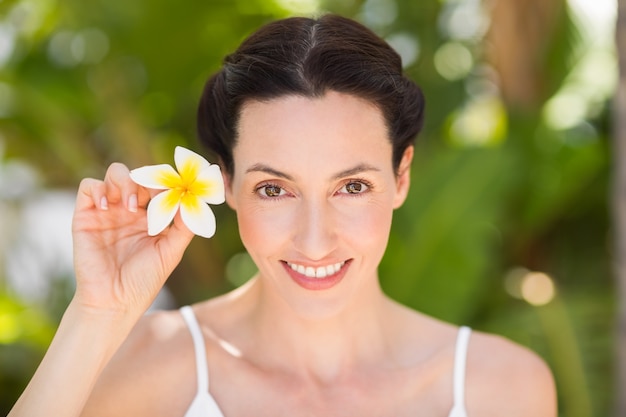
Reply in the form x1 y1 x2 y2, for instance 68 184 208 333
71 162 194 317
7 162 195 417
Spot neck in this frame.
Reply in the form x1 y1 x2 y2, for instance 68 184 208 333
240 275 398 383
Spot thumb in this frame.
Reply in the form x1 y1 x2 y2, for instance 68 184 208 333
156 212 195 269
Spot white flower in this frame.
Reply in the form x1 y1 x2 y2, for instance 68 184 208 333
129 146 225 238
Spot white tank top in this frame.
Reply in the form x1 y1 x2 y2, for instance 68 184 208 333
180 306 471 417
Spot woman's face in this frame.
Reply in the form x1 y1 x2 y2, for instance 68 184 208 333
226 91 412 318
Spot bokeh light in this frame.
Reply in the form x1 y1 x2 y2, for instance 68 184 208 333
504 267 557 306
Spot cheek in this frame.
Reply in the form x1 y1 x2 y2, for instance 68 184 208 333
348 204 393 240
236 204 295 254
335 200 394 251
236 197 395 258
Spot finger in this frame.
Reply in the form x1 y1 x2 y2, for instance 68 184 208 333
103 162 130 206
104 163 150 212
157 212 195 267
76 178 108 212
170 211 195 247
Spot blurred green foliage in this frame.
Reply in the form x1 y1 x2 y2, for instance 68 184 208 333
0 0 615 416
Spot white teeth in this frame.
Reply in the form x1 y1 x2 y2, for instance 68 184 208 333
315 267 327 278
287 261 345 278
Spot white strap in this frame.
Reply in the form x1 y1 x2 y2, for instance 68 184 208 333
452 326 471 410
181 306 209 393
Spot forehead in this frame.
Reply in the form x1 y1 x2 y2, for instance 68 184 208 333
234 92 392 173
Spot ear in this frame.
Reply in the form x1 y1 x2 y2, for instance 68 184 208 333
392 146 413 209
222 170 237 210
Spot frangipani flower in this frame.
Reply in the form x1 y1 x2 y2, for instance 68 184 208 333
129 146 225 238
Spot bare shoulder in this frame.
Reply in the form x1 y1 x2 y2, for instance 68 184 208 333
81 309 196 417
465 330 557 417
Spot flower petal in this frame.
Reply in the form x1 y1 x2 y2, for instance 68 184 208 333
129 164 181 190
146 189 181 236
179 194 217 238
174 146 211 183
194 164 226 205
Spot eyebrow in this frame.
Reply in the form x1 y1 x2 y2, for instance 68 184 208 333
245 163 381 181
332 164 381 180
245 164 294 180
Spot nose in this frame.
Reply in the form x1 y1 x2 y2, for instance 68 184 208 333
292 198 338 261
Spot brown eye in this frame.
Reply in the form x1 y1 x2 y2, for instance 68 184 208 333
260 185 284 197
343 182 367 194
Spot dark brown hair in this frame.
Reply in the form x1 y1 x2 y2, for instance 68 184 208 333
197 14 425 176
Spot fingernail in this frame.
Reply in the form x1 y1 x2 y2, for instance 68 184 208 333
100 196 108 210
128 194 138 212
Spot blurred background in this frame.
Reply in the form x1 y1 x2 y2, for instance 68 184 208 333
0 0 617 415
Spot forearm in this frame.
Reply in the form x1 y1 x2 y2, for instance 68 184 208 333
8 301 139 417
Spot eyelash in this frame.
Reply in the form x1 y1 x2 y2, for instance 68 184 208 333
338 178 373 196
255 182 290 200
254 178 373 200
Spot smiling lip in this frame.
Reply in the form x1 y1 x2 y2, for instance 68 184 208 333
282 260 351 290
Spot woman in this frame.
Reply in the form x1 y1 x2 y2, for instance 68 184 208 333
9 15 556 417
